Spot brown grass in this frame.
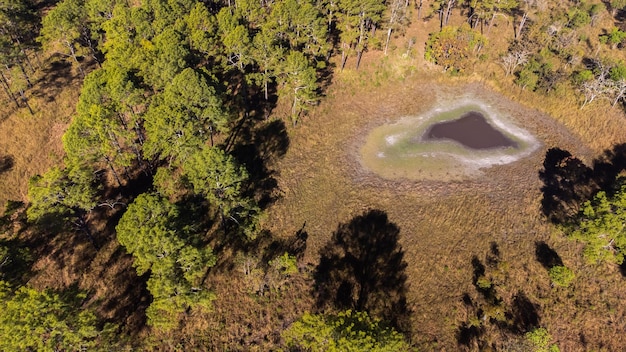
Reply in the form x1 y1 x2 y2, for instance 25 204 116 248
239 9 626 348
261 30 626 348
0 55 81 213
2 3 625 350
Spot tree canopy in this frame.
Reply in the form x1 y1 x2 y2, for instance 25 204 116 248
282 310 411 352
569 182 626 265
0 282 100 351
116 192 216 329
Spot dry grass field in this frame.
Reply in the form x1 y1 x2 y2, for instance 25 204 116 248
1 2 626 350
261 51 626 348
0 56 80 213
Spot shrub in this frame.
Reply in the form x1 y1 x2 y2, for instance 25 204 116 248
548 265 575 288
526 327 560 352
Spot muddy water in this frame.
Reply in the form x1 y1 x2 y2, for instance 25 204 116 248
423 111 518 150
358 99 540 181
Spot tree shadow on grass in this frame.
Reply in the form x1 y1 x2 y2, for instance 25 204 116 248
457 292 485 348
505 291 540 334
590 143 626 191
539 144 626 225
535 241 563 269
210 222 309 279
0 202 38 286
95 244 150 334
457 245 541 350
31 56 76 103
314 209 411 332
231 119 289 209
620 261 626 277
0 237 33 287
539 148 595 224
0 155 14 174
258 223 308 266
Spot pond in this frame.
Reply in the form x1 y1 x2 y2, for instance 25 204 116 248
359 99 540 181
423 111 518 150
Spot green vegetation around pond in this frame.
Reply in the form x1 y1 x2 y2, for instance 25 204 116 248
359 89 540 181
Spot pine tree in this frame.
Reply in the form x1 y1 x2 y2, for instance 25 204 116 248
116 193 216 329
0 282 100 351
183 145 260 238
277 50 319 125
569 183 626 265
143 68 229 165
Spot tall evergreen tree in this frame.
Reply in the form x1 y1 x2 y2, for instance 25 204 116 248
336 0 386 69
277 50 319 124
183 145 260 238
39 0 90 76
27 165 99 246
144 68 229 165
283 310 410 351
569 183 626 265
116 193 216 330
0 282 100 351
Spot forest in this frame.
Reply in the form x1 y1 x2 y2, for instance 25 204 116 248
0 0 626 350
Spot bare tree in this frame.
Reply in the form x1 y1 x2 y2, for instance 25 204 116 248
384 0 409 55
416 0 423 19
516 12 528 39
500 49 529 76
444 0 456 26
580 78 607 108
580 61 610 108
607 79 626 107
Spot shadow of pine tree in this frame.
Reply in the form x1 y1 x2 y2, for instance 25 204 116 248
314 209 411 332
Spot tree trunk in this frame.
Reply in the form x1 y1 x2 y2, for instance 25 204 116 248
439 7 444 29
123 165 131 180
384 27 392 55
611 85 626 106
10 35 34 75
328 9 333 32
75 211 99 249
468 7 475 27
18 89 34 115
67 40 84 77
107 129 124 154
444 0 454 26
131 143 144 166
134 121 145 146
264 68 268 101
20 49 35 74
516 12 528 39
486 12 497 35
340 43 348 70
417 0 423 19
105 156 122 187
32 49 42 69
355 15 366 70
117 112 129 130
291 92 299 125
355 50 364 69
83 29 102 68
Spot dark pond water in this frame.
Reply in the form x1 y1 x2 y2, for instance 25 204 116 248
423 111 518 150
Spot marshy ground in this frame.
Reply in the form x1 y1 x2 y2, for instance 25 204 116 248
266 72 626 349
359 92 542 181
